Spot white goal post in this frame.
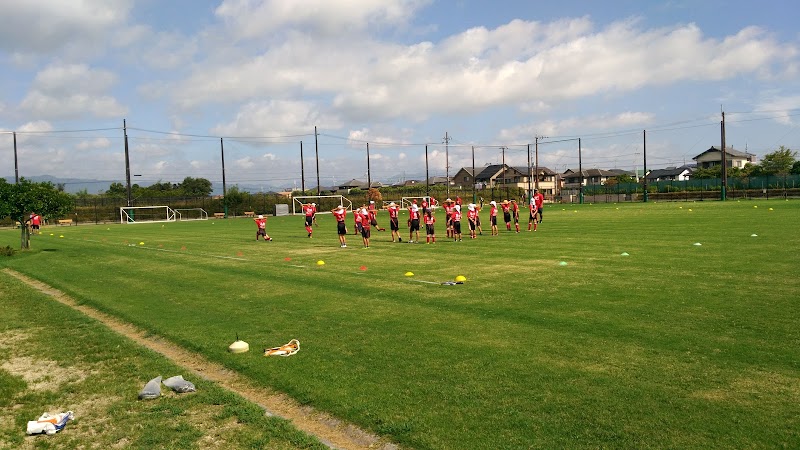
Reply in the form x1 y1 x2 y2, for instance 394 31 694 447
400 196 437 209
175 208 209 221
120 206 176 224
292 195 352 215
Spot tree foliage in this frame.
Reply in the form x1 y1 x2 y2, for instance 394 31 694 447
758 146 796 175
0 178 74 249
104 177 213 198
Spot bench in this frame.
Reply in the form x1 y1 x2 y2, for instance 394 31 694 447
244 211 255 217
57 219 74 226
213 213 226 219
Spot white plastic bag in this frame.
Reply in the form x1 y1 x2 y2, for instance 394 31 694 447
138 376 162 400
162 375 196 393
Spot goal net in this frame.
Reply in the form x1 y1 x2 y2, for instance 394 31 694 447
120 206 176 224
292 195 352 215
400 196 436 209
175 208 208 221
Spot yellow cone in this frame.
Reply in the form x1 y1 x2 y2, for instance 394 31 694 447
139 242 145 245
316 260 325 266
455 275 467 282
405 271 414 277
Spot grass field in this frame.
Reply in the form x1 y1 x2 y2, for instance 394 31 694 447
1 200 799 449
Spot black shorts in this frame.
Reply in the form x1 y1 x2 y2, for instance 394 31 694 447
468 221 476 231
504 212 511 223
410 218 420 232
453 221 461 234
426 224 435 235
305 216 313 226
476 217 481 227
491 216 497 226
337 222 347 235
32 225 40 230
361 227 371 239
529 211 537 222
257 229 266 236
390 218 399 231
370 218 378 226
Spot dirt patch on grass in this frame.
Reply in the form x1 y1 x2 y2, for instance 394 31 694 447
1 356 87 392
3 268 398 450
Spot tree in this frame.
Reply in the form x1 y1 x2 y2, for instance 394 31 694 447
223 186 246 215
691 166 721 179
759 146 796 175
106 182 127 197
791 160 800 175
0 178 74 249
179 177 213 197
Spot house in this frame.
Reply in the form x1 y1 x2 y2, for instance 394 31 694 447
562 169 619 188
427 176 452 186
336 179 382 193
645 166 693 182
451 168 475 188
693 146 756 169
474 164 526 188
517 166 559 197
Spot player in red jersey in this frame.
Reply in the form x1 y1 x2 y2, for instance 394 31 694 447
302 203 315 238
489 201 498 235
451 204 463 241
528 194 539 232
368 201 385 231
533 188 544 223
467 204 479 239
501 200 512 231
408 203 421 243
332 205 348 247
354 206 364 235
254 214 272 241
443 198 454 238
511 200 520 233
424 209 436 243
386 202 402 242
360 206 371 248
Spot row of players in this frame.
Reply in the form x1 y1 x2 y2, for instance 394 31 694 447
253 191 545 248
298 191 545 248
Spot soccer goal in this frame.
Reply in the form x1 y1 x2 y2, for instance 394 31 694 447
292 195 352 215
400 196 435 209
120 206 176 224
175 208 208 221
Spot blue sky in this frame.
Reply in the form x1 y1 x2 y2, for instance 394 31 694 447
1 0 798 192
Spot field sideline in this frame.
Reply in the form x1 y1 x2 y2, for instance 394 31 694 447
2 200 799 449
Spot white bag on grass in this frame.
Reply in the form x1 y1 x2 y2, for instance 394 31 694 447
138 376 162 400
162 375 195 393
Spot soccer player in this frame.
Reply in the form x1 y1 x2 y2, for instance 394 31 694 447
332 205 348 247
30 212 41 235
360 206 371 248
254 215 272 241
511 199 520 233
489 201 498 235
528 195 539 232
452 204 463 241
444 198 454 238
424 209 436 243
368 201 385 231
303 203 315 238
354 206 364 235
533 188 544 223
386 202 402 242
501 200 512 231
467 204 479 239
408 202 421 243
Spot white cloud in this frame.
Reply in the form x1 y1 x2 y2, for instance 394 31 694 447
0 0 133 54
755 95 800 125
498 112 654 142
214 0 430 38
212 100 342 136
20 63 127 119
76 137 112 150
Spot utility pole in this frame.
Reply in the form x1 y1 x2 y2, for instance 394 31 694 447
535 135 546 192
643 130 648 203
366 142 371 191
13 132 18 184
425 145 430 197
443 132 451 197
124 119 131 207
721 110 727 201
578 138 584 204
527 143 532 198
500 146 506 199
220 138 228 217
314 126 320 196
471 146 476 203
300 141 305 192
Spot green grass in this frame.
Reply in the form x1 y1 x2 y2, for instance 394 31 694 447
0 269 327 449
2 200 799 449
